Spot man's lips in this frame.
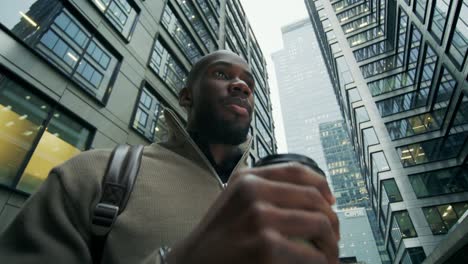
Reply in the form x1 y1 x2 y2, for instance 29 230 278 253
223 97 252 116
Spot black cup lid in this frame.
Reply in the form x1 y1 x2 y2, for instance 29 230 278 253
254 153 325 176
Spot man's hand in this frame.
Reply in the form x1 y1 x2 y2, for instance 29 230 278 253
167 163 340 264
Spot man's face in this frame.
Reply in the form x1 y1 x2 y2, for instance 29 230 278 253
189 52 255 145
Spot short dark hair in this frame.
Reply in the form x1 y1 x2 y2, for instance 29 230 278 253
185 50 245 90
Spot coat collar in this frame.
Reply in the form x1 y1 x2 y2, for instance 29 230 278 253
152 108 252 181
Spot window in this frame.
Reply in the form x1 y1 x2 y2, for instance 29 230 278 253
257 137 269 158
414 0 428 22
347 25 384 47
347 88 361 103
429 0 451 42
132 84 169 142
368 69 416 96
195 0 219 34
401 247 426 264
226 3 246 48
454 94 468 126
371 151 390 193
409 166 468 198
161 4 203 64
382 179 402 202
394 211 417 241
149 39 188 95
353 40 393 62
397 132 468 167
91 0 138 40
0 3 119 103
423 202 468 234
0 72 92 194
448 2 468 68
376 88 429 117
175 0 216 51
435 67 457 104
385 108 446 140
255 115 273 150
355 107 370 123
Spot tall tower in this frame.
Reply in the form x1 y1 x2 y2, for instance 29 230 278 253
272 18 341 173
306 0 468 263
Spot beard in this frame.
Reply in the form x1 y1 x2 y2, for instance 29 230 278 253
193 105 251 145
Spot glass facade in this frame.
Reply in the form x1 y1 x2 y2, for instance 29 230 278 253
0 72 92 194
306 0 468 262
320 120 369 209
0 0 120 102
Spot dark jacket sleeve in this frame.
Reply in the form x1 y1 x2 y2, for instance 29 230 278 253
0 171 93 263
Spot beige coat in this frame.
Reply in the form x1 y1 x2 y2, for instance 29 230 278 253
0 109 251 263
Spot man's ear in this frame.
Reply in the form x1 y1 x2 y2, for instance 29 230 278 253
179 87 192 109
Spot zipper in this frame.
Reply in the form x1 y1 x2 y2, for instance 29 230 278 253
167 109 253 190
167 110 226 189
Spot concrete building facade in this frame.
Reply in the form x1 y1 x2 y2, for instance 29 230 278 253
306 0 468 263
0 0 276 231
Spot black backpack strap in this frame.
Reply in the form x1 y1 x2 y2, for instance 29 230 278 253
90 144 144 263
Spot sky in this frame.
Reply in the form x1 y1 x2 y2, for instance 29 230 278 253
240 0 310 153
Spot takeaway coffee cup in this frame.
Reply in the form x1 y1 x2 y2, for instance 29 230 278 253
253 153 325 177
253 153 326 246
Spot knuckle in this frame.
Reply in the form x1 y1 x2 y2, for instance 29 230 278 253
248 202 269 228
304 187 320 201
236 174 259 201
257 229 278 261
314 213 332 231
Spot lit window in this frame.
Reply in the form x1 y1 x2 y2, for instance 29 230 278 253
0 72 92 194
423 202 468 234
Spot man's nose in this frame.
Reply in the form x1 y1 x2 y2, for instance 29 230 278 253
228 79 251 97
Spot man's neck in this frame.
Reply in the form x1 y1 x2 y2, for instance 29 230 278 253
188 131 243 183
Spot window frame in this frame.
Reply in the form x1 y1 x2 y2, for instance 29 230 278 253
0 65 95 196
0 1 122 106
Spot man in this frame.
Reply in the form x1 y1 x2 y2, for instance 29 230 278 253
0 50 339 263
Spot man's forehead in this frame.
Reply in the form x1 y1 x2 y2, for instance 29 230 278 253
202 52 249 70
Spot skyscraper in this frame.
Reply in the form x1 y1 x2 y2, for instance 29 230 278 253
319 120 368 209
0 0 276 230
272 18 341 174
306 0 468 263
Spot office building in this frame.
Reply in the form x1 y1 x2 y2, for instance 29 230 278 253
319 120 368 209
337 207 383 264
272 18 342 174
306 0 468 263
0 0 276 230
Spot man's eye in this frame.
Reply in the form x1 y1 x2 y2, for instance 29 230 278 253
214 71 228 79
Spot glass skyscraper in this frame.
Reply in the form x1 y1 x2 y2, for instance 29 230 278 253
0 0 276 231
306 0 468 263
319 120 368 209
272 18 342 175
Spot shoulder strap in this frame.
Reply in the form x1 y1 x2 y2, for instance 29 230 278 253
90 144 144 263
